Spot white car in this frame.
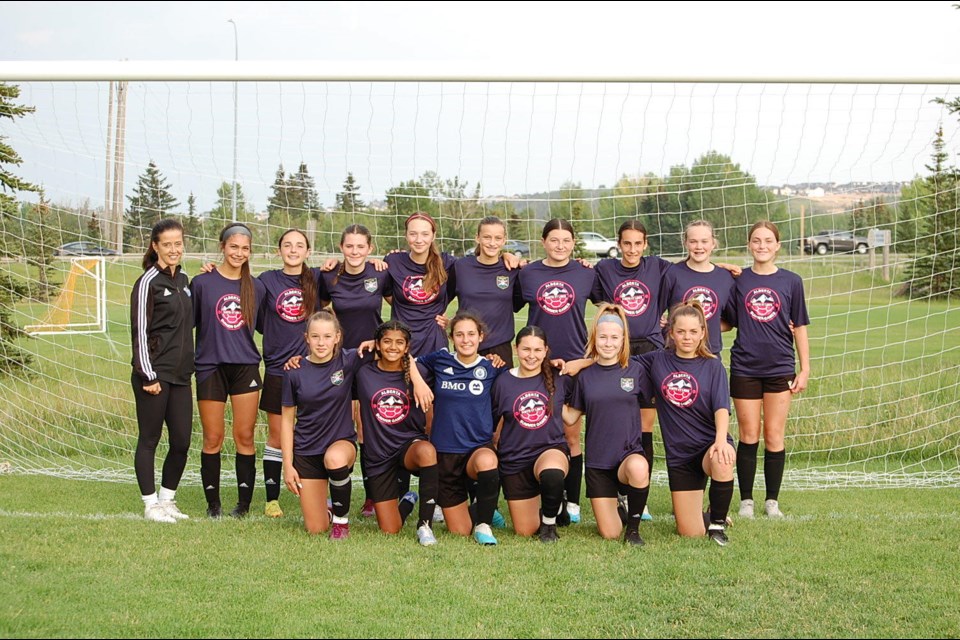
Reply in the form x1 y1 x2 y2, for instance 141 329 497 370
579 231 619 258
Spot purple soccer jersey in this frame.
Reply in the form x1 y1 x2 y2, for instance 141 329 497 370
452 255 523 349
281 349 365 456
492 371 571 474
190 269 265 378
257 268 326 375
592 256 672 347
518 260 598 360
568 360 646 470
384 251 457 356
636 350 733 467
659 261 736 355
727 268 810 377
321 263 392 349
353 361 427 477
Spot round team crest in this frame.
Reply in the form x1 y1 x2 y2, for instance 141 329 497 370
745 287 781 323
215 294 245 330
275 288 304 323
468 380 484 396
371 388 410 425
536 280 575 316
684 286 718 319
402 275 438 305
513 390 549 430
473 367 487 380
661 371 699 408
614 280 651 316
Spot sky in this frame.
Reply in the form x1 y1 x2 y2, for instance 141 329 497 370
2 1 960 212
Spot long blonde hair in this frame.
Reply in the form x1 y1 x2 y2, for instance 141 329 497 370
665 300 715 359
586 303 630 367
405 212 447 294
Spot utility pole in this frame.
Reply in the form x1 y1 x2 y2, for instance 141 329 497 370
104 81 114 247
113 81 127 254
228 19 239 222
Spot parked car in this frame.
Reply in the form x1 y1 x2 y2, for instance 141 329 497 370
54 242 119 257
800 230 870 255
503 239 531 258
579 231 619 258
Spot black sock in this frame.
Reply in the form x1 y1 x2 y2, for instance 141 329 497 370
641 432 654 475
538 468 565 522
709 479 734 525
396 468 411 499
626 484 650 531
398 492 416 524
236 453 256 507
467 479 478 504
417 464 439 527
764 449 786 501
201 451 221 507
565 454 583 506
263 446 282 502
474 469 500 526
327 465 353 519
737 441 759 501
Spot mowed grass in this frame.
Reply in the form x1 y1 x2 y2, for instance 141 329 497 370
0 475 958 638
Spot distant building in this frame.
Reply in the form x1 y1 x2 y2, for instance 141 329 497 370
805 187 825 198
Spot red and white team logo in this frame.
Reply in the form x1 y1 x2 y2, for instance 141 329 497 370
275 288 304 323
684 286 718 319
402 275 438 305
513 391 549 430
614 280 651 316
745 287 781 323
661 371 699 408
536 280 575 316
371 388 410 425
216 294 245 330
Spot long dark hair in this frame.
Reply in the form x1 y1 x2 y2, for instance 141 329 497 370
406 212 447 294
142 218 184 271
333 224 373 287
374 320 414 390
617 219 648 242
541 218 576 240
448 309 488 341
220 223 256 330
515 325 555 415
278 228 317 321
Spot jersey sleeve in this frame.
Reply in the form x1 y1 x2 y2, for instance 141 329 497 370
790 275 810 327
569 373 587 412
130 274 157 382
281 369 297 407
708 358 731 413
633 353 655 404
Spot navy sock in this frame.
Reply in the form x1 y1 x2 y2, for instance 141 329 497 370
737 442 759 501
474 469 500 526
200 451 221 507
263 446 282 502
417 464 439 528
565 454 583 506
235 453 256 507
626 484 650 532
641 432 654 475
538 468 565 521
764 449 786 501
709 479 734 525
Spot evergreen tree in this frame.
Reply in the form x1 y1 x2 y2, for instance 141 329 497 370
23 190 58 302
335 172 366 213
0 83 38 218
124 161 179 251
291 162 320 219
204 182 252 243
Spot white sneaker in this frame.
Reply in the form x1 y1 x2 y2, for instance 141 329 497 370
144 502 176 524
566 502 581 524
738 499 755 519
159 499 189 520
416 524 438 547
433 508 446 523
764 499 783 518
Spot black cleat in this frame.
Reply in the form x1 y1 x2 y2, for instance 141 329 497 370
229 502 250 519
538 523 560 543
206 504 223 519
624 528 645 546
707 525 729 547
556 505 571 528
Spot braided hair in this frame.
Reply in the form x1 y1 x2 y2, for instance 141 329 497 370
373 320 414 389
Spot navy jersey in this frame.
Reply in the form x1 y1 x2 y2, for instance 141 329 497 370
568 360 646 470
659 262 736 355
452 255 523 349
353 361 427 477
281 349 365 456
257 268 326 375
592 256 672 346
492 371 571 474
418 349 505 454
636 351 733 466
518 260 598 360
321 264 392 350
384 251 457 356
190 269 265 377
727 268 810 377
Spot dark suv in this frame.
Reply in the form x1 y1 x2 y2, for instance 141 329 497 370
801 230 869 255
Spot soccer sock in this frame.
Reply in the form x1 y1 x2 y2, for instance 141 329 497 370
141 492 159 507
263 446 282 502
538 468 565 525
328 465 353 520
625 484 650 532
565 454 583 506
764 449 786 501
709 479 735 525
474 469 500 526
736 441 759 501
398 493 416 524
396 467 411 499
157 486 176 503
467 479 478 504
200 451 221 507
235 453 256 507
641 432 654 476
417 464 439 528
358 444 372 501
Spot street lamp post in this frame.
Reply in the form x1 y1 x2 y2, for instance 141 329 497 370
228 18 238 223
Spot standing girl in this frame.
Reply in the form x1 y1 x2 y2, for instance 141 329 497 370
191 223 265 518
131 219 194 523
728 221 810 519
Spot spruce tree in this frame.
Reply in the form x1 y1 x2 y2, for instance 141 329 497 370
124 161 179 251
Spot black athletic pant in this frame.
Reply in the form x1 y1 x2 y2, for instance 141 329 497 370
132 377 193 496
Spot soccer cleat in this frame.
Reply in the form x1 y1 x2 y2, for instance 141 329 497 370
264 500 284 518
473 523 498 546
206 503 223 519
360 498 376 518
764 499 784 518
144 502 177 524
491 509 506 529
416 524 438 547
566 502 581 524
159 499 189 520
329 522 350 540
229 502 250 519
538 522 559 543
739 499 755 519
703 509 734 530
708 524 729 546
556 504 571 527
641 505 653 522
433 507 446 523
624 528 645 546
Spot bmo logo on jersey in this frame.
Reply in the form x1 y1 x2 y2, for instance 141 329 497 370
536 280 575 316
276 288 304 322
402 275 438 305
745 287 781 323
216 294 245 330
684 286 718 319
441 380 467 391
513 391 548 430
614 279 651 316
661 371 699 408
371 388 410 425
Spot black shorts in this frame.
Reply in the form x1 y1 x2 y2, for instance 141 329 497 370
259 373 283 415
364 438 426 503
436 444 497 508
730 374 794 400
480 341 514 368
293 441 358 480
629 339 658 409
585 466 629 499
197 364 262 402
666 446 712 492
